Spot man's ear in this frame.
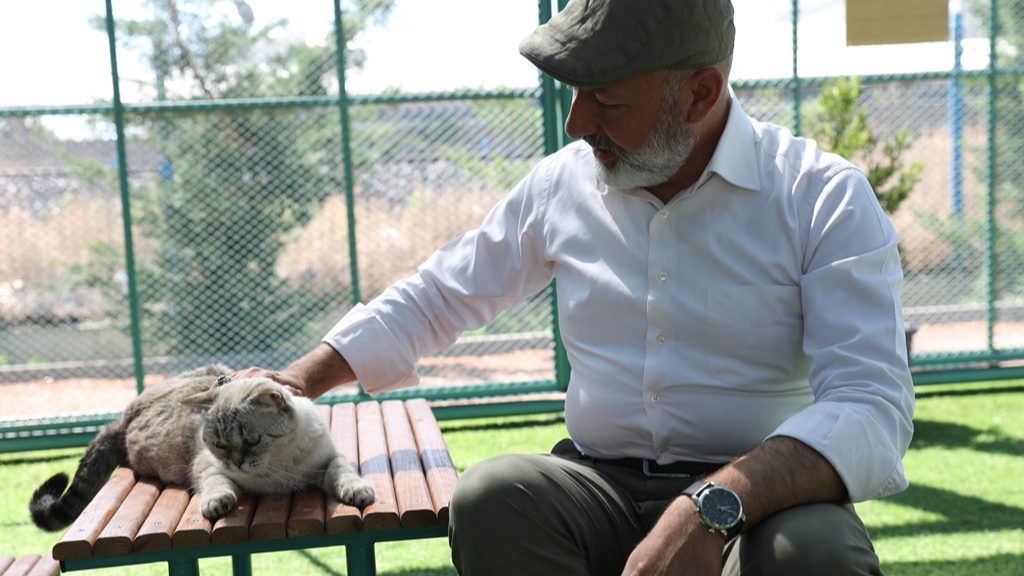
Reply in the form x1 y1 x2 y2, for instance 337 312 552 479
684 67 726 124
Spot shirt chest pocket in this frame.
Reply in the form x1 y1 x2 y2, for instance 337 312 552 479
706 285 806 388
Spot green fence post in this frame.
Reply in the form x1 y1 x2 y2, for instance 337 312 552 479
790 0 802 136
104 0 146 395
985 0 999 354
537 0 572 392
333 0 361 306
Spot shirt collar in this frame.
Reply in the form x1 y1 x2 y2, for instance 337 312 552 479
700 91 762 193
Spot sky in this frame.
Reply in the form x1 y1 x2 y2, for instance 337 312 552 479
0 0 986 137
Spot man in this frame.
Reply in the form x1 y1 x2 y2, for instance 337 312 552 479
237 0 914 574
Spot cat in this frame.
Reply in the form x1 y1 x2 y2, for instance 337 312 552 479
29 364 375 531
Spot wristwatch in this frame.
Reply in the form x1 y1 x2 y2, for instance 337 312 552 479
682 481 745 542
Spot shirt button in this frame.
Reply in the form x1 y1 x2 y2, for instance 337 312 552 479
656 335 666 345
659 210 669 219
658 446 668 455
651 393 660 403
658 271 668 281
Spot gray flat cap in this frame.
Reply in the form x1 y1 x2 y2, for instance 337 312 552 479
519 0 735 89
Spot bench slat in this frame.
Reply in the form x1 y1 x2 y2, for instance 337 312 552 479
134 484 190 553
52 467 137 560
0 554 38 576
20 554 59 576
2 554 59 576
406 399 459 525
171 493 212 548
381 400 437 528
326 403 363 534
211 495 257 545
93 477 162 557
249 493 291 541
287 488 326 538
355 402 401 531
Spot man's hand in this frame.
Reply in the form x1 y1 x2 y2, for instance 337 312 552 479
621 436 848 576
230 367 307 396
621 496 724 576
231 343 357 400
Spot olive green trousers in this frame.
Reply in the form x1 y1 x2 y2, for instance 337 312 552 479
448 440 883 576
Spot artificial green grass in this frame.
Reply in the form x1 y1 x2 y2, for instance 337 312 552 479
2 382 1022 575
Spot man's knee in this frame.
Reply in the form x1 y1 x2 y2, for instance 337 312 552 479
450 454 553 532
727 503 882 576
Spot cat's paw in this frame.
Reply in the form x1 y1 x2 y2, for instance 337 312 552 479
338 477 376 509
201 490 238 520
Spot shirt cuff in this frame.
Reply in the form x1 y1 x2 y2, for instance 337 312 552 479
768 403 909 502
322 303 420 394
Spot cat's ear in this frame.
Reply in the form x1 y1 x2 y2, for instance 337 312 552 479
182 388 219 410
254 389 287 409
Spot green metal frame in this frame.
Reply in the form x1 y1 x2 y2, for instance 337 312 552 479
60 524 447 576
2 1 1024 455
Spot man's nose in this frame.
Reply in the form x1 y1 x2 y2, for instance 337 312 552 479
563 89 598 139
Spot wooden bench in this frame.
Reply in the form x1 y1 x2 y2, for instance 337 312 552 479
51 399 458 576
0 555 59 576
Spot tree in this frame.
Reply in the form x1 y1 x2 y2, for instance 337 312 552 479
804 77 924 217
90 0 394 356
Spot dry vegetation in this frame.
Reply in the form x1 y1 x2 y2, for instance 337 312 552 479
276 187 506 298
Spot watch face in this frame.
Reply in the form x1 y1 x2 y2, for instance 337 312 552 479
699 487 743 529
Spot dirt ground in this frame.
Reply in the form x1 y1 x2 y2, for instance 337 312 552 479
3 321 1023 421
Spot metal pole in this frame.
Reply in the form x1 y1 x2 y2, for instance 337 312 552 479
985 0 998 353
333 0 361 306
791 0 802 136
104 0 146 395
950 9 965 220
536 0 572 391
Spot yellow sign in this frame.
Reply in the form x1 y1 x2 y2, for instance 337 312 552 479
846 0 949 46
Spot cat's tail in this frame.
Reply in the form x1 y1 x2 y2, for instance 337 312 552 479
29 420 128 531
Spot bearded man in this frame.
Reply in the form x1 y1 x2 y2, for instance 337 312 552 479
237 1 914 574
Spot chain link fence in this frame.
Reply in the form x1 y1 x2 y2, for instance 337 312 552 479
2 0 1024 450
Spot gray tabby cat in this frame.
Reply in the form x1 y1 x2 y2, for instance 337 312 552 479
30 364 375 531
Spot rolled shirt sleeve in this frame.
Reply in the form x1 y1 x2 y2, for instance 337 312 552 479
770 165 914 502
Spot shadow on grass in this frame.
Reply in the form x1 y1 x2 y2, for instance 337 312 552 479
910 419 1024 457
296 550 458 576
884 553 1024 576
439 415 565 434
376 565 456 569
0 451 82 466
871 483 1024 539
914 383 1024 399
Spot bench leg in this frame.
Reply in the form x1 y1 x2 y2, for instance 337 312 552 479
232 554 253 576
168 558 200 576
346 542 376 576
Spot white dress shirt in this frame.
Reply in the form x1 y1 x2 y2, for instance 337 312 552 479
324 96 915 503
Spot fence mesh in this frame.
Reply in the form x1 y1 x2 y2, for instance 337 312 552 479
2 0 1024 433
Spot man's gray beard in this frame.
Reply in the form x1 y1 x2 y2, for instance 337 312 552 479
585 105 696 191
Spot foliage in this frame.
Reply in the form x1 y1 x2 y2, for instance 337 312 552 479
78 0 394 355
804 77 924 216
